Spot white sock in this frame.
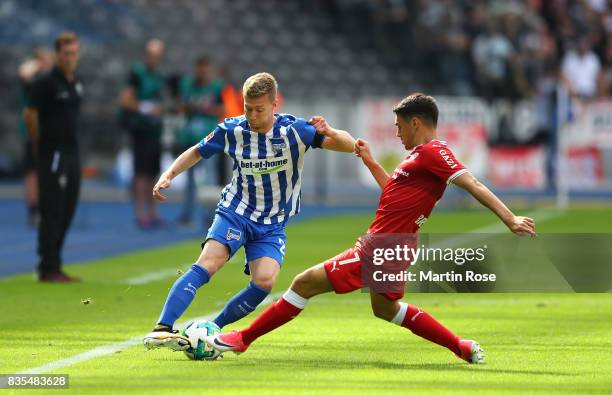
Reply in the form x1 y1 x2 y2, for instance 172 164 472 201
282 289 308 309
391 302 408 326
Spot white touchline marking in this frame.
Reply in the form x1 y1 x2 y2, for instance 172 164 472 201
11 209 564 376
123 255 243 285
124 269 181 285
12 293 281 376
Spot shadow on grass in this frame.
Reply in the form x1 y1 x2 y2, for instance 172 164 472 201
148 355 578 377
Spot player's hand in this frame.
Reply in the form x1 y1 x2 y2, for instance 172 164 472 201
309 115 334 136
508 216 536 237
354 138 374 163
152 174 171 201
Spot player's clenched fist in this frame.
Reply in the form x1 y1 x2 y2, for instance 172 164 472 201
507 216 536 237
354 138 374 162
308 115 332 136
152 174 172 201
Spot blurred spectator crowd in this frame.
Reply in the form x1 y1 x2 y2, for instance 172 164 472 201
329 0 612 101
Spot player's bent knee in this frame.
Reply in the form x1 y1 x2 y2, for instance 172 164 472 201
290 271 312 295
371 307 395 321
371 301 398 322
252 274 277 291
290 268 328 298
195 252 228 276
195 239 230 276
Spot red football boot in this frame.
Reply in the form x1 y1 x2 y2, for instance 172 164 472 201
206 331 249 354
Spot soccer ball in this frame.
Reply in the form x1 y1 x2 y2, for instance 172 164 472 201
181 320 222 361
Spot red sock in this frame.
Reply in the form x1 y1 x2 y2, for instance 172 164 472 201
401 304 461 355
241 298 303 345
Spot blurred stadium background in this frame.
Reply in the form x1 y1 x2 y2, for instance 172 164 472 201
1 0 612 275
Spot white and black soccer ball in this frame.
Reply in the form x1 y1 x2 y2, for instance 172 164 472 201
181 320 222 361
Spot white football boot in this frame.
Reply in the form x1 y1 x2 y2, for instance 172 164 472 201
143 329 190 351
457 339 485 364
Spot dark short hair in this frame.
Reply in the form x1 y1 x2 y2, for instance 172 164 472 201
393 93 439 127
54 32 79 52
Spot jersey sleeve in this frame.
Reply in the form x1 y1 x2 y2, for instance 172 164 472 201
293 119 325 149
27 75 51 109
422 142 468 184
196 124 226 158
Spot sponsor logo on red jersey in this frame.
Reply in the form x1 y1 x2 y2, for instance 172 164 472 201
438 149 458 169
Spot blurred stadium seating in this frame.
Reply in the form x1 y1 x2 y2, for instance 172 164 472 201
1 0 612 206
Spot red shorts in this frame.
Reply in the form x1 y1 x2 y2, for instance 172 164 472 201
323 246 405 301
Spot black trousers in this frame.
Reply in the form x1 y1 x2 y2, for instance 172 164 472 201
37 151 81 276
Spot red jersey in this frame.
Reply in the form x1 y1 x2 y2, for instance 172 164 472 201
368 140 468 234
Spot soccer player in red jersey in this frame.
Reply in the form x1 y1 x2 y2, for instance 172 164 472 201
206 93 536 364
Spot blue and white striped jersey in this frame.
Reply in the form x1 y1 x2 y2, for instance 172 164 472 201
196 114 324 224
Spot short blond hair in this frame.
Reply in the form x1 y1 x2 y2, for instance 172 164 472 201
243 72 277 101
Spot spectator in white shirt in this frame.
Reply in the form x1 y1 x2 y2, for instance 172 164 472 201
561 37 602 99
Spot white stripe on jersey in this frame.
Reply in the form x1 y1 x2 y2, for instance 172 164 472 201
221 131 237 208
447 168 469 184
223 132 230 155
278 126 294 220
249 133 267 222
288 126 307 217
265 162 282 225
221 126 243 209
221 165 239 208
234 127 250 216
269 125 288 223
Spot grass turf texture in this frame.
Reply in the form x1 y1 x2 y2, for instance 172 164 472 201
0 208 611 394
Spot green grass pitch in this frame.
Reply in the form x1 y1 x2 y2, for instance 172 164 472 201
0 208 611 394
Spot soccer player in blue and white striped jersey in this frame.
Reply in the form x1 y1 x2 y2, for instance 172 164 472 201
144 72 356 350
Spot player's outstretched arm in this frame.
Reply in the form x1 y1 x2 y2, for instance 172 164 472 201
452 172 536 236
309 116 355 153
355 138 390 190
153 146 202 201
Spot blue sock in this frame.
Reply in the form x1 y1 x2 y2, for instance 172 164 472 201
157 264 210 327
213 281 270 328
